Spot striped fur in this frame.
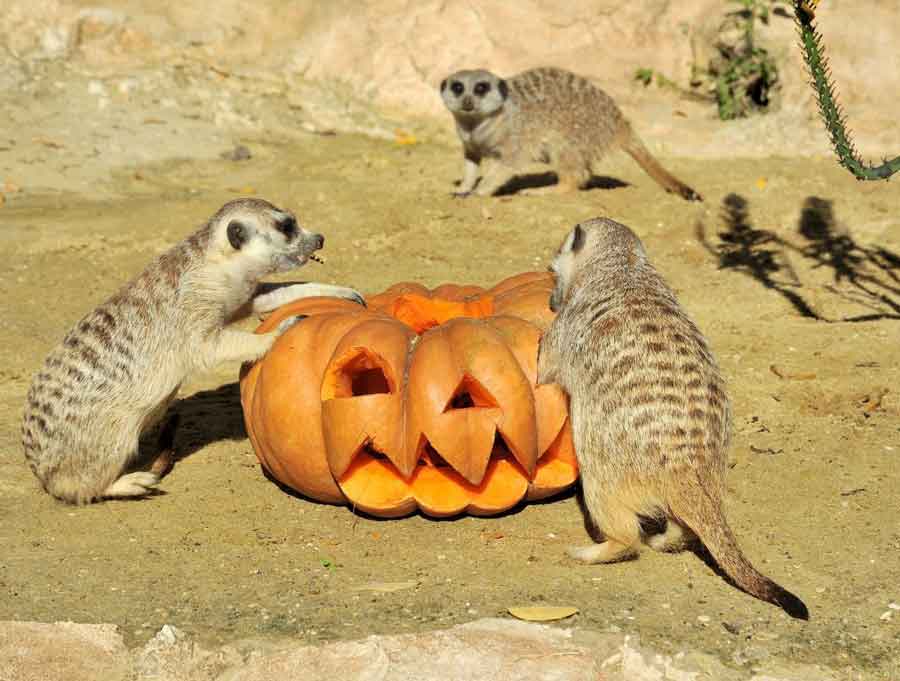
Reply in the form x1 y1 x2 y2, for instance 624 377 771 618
538 218 807 619
440 67 701 200
21 198 356 504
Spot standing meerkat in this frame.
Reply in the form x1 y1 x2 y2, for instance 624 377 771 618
440 66 701 201
537 217 807 619
22 198 363 505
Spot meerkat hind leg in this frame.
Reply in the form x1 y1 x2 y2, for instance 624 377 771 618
102 471 161 499
646 519 694 553
568 539 639 564
149 412 180 478
569 499 642 563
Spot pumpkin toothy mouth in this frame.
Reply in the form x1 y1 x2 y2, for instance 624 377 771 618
240 271 578 518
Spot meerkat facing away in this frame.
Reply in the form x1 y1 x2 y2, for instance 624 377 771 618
440 67 701 201
537 218 807 619
22 198 363 505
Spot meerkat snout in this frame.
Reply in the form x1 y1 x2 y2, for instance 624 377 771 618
439 70 508 120
547 223 591 312
221 203 326 272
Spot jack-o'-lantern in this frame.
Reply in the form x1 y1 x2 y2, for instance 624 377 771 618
239 272 577 518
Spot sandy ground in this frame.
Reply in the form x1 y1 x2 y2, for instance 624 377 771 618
1 62 899 679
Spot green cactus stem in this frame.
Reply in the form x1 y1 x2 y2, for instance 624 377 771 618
795 4 900 180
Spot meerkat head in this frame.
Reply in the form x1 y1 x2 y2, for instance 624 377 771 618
440 69 509 121
548 218 647 312
210 198 324 275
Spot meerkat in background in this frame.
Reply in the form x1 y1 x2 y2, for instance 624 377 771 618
537 218 807 619
22 198 363 505
440 67 701 201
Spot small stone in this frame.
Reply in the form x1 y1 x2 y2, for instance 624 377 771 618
697 615 711 625
220 145 252 161
722 621 741 635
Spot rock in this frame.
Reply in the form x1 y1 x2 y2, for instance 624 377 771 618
0 620 128 681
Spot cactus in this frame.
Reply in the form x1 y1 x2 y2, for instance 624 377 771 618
795 1 899 180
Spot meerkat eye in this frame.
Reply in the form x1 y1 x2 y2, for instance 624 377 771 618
450 81 465 96
276 215 297 239
227 220 247 250
473 81 491 96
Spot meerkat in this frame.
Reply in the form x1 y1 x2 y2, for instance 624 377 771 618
537 217 807 619
22 197 363 505
439 67 701 201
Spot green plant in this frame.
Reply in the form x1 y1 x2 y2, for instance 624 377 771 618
634 67 654 87
794 2 900 180
697 0 785 120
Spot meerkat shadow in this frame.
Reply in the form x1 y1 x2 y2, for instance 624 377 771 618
494 173 629 196
137 382 247 469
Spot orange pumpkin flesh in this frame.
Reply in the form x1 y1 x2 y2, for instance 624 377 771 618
239 272 578 518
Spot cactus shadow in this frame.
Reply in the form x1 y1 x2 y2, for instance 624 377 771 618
795 196 900 321
696 193 900 322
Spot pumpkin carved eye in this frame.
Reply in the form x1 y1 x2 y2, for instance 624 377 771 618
239 271 578 518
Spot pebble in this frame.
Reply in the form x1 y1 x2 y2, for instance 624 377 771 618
697 615 711 624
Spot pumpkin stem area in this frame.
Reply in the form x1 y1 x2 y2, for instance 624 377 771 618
387 293 495 334
322 348 393 399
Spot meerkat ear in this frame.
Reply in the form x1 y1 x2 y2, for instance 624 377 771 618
227 220 248 250
440 78 448 92
571 224 586 253
498 79 509 99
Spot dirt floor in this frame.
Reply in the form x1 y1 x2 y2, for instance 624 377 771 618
1 96 899 678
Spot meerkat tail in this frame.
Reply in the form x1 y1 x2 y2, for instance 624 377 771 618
668 472 809 620
616 125 703 202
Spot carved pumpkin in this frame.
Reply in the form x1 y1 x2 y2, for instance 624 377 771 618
239 272 578 518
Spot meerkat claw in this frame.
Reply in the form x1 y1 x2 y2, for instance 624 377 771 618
276 314 309 335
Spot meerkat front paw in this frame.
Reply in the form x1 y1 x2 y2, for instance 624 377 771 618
330 286 366 307
276 314 309 335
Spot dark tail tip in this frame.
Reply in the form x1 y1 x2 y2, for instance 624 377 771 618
773 586 810 620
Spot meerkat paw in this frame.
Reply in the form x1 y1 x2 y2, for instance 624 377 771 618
325 285 366 307
103 471 161 499
275 314 309 336
452 190 473 199
253 283 365 313
567 541 638 564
